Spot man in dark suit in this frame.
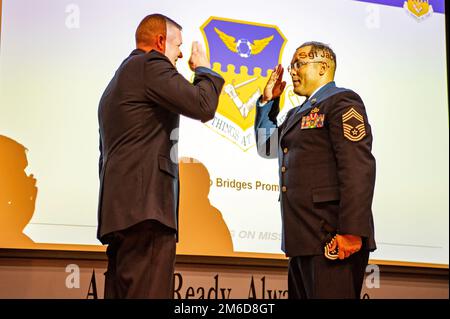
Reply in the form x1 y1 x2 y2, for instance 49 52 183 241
97 14 224 298
255 42 376 298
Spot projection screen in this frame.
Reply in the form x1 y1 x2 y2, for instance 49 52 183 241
0 0 448 266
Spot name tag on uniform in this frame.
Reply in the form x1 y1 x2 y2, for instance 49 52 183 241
301 113 325 129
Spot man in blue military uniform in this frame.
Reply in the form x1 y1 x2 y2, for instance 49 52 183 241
255 42 376 299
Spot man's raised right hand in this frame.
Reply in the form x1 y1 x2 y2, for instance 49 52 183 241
262 64 286 103
188 41 211 71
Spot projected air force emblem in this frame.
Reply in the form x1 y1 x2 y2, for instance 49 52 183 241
403 0 433 20
342 108 366 142
201 17 287 151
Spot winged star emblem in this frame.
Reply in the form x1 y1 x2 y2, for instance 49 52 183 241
214 27 273 58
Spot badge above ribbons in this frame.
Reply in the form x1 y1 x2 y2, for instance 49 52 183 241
201 17 287 151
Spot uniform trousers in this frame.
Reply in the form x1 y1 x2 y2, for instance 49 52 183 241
288 250 370 299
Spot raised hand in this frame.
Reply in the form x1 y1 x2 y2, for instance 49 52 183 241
262 64 286 103
188 41 211 71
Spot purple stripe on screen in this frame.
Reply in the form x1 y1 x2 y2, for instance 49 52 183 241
354 0 444 13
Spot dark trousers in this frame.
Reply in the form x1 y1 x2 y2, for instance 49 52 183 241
104 220 176 299
288 250 370 299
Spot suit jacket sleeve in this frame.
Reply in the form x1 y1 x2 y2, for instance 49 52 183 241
144 54 224 122
327 91 376 238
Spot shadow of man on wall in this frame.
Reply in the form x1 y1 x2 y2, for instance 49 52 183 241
0 135 37 246
177 157 234 256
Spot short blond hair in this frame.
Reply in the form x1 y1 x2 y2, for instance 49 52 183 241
135 14 182 46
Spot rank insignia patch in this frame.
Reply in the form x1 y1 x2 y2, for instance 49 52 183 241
342 107 366 141
301 113 325 129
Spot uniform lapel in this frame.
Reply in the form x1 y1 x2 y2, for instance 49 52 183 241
280 81 337 139
280 100 312 139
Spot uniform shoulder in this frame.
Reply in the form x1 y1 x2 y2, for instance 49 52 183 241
325 87 367 119
315 83 361 106
332 86 364 104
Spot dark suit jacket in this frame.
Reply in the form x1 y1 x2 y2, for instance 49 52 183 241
255 81 376 257
97 49 224 243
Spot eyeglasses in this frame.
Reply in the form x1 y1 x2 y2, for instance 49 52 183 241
287 61 327 73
